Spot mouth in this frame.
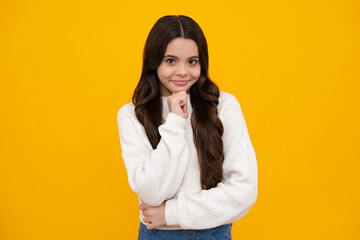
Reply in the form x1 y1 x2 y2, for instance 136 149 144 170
171 80 190 86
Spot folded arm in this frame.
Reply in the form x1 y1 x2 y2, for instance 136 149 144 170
117 105 190 207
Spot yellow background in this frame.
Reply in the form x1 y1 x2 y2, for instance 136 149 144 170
1 0 359 239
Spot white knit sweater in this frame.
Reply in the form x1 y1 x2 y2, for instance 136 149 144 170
117 91 258 230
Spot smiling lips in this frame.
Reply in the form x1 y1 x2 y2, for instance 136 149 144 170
172 80 189 86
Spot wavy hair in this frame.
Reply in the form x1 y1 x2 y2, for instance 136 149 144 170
132 15 224 190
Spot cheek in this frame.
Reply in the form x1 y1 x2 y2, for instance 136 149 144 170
157 65 173 79
190 66 201 79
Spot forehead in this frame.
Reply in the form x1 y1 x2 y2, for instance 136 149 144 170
164 38 199 56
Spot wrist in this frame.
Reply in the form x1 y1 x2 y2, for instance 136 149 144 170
165 199 179 226
164 113 187 127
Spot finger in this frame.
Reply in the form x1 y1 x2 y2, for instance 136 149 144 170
172 90 186 95
139 203 146 210
143 217 151 223
182 104 187 113
142 209 148 217
179 97 187 111
146 223 155 230
141 200 149 207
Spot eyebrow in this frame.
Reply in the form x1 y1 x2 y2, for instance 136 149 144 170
163 54 199 59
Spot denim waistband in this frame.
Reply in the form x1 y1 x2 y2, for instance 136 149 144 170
138 222 232 240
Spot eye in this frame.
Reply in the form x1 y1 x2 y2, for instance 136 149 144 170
166 59 176 64
189 59 198 65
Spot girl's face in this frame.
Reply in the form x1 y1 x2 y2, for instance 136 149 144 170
157 38 201 96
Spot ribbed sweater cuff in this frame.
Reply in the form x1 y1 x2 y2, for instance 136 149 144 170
165 199 178 226
164 113 187 128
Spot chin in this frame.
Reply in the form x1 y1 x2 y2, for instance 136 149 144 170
174 87 190 92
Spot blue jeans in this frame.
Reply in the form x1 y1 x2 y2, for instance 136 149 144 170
138 222 232 240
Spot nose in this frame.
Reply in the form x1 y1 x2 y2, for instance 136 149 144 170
176 64 187 77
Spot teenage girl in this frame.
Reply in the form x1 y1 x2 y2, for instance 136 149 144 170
117 15 258 240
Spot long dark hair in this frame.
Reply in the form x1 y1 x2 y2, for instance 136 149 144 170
132 15 224 190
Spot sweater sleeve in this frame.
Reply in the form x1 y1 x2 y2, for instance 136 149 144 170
164 94 258 229
117 104 190 207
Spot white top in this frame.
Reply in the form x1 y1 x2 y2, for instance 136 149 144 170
117 91 258 230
